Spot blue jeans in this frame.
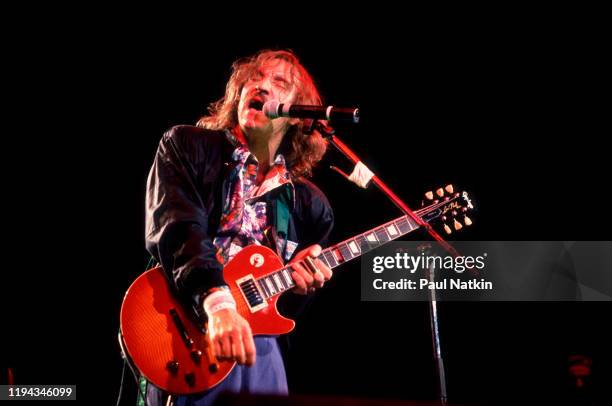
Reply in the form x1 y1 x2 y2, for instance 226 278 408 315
145 336 288 405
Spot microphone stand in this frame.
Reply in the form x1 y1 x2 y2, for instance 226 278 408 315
315 121 451 405
426 245 448 405
314 121 459 257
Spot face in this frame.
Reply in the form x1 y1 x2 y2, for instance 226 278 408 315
237 58 300 137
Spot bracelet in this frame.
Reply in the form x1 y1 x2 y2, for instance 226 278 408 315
203 289 236 316
207 301 237 314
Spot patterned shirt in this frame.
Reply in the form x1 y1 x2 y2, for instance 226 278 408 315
212 133 297 265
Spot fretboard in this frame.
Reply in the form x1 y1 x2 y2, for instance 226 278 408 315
318 214 420 270
254 213 421 300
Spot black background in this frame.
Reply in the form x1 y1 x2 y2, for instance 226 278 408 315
4 9 611 405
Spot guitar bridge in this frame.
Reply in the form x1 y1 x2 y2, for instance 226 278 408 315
236 275 268 312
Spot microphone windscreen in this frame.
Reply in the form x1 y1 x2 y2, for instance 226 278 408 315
262 100 280 119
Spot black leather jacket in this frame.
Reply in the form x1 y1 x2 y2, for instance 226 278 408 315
145 125 334 308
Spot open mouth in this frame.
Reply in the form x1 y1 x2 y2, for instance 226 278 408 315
248 99 264 111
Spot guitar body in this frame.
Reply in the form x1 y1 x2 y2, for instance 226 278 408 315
120 186 473 395
120 245 294 395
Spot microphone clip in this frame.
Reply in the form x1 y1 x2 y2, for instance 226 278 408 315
303 119 336 139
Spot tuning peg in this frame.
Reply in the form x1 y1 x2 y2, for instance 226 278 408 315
425 191 434 200
464 215 472 226
444 184 454 194
441 215 447 222
436 188 445 197
453 219 463 230
443 223 452 234
462 207 468 213
452 210 458 217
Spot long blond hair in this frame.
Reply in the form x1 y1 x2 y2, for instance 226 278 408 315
197 50 327 178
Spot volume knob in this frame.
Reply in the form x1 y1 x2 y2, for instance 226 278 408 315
185 372 196 387
166 360 179 375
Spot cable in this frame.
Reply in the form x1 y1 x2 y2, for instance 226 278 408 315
117 331 149 406
115 359 126 406
116 258 157 405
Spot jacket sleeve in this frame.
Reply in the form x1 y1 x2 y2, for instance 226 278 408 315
145 126 226 302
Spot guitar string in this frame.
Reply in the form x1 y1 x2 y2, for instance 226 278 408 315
252 194 467 298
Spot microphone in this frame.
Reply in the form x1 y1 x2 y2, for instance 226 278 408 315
262 100 360 123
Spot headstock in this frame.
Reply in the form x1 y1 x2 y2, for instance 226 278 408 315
417 184 475 234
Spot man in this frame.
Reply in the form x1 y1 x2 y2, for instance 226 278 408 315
144 49 334 404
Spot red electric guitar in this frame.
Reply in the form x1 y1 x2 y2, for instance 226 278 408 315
120 185 474 394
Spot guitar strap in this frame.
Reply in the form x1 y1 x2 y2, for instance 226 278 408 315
273 184 292 242
264 183 293 260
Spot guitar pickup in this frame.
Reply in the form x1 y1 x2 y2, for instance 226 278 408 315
236 275 268 312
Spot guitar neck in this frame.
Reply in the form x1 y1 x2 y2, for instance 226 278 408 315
318 213 422 270
253 211 426 300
